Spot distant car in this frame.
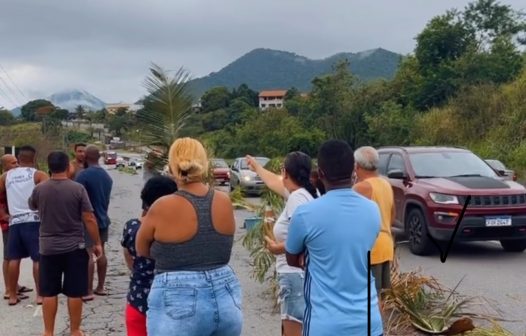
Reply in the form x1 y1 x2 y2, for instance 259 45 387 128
128 160 143 170
104 151 117 165
230 157 270 195
211 158 230 185
116 157 126 168
485 159 516 181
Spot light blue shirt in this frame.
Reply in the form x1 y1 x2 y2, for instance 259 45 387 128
286 188 383 336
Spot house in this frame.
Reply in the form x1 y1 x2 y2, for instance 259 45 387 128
259 90 287 110
106 102 143 114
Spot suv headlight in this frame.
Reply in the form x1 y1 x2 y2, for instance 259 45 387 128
429 192 459 204
242 175 251 182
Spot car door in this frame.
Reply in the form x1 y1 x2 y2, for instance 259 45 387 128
230 160 239 185
386 153 408 228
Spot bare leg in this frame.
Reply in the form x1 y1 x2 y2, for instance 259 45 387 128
3 259 8 295
282 320 302 336
33 261 42 304
95 244 107 294
83 248 94 300
42 296 58 336
7 259 20 304
68 297 84 336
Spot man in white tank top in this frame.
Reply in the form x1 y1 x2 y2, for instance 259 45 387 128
0 146 48 305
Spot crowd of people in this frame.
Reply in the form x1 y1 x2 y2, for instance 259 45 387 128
0 137 395 336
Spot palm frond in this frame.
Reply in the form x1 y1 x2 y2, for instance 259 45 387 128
138 63 194 169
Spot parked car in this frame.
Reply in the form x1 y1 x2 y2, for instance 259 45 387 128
115 156 126 168
128 159 143 170
485 159 517 181
377 146 526 255
104 151 117 165
211 158 230 185
230 157 270 195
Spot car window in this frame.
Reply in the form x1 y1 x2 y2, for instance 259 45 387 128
378 153 390 176
387 154 405 174
410 152 497 178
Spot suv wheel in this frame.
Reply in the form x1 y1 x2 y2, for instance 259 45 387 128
500 239 526 252
406 208 434 256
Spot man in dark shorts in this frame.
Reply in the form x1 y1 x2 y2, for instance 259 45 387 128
29 151 102 336
0 146 49 306
68 143 86 179
0 154 32 300
75 145 113 299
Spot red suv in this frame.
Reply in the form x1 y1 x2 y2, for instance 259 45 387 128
377 146 526 255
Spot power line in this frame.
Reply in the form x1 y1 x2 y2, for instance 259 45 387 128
0 64 27 101
0 79 18 108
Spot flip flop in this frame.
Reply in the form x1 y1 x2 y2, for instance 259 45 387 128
4 294 29 300
93 290 109 296
17 286 33 294
82 295 95 302
8 298 21 306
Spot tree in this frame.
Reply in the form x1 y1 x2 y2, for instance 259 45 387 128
75 105 86 120
49 108 69 120
21 99 56 121
232 84 259 107
0 109 14 126
200 87 231 113
137 63 194 169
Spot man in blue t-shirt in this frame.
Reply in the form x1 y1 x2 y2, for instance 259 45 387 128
75 145 113 299
286 139 383 336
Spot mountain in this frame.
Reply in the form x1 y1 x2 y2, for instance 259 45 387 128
48 89 105 112
188 48 402 97
9 89 106 116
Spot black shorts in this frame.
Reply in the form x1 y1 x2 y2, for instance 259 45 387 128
84 227 109 248
39 249 89 297
6 222 40 261
372 261 391 292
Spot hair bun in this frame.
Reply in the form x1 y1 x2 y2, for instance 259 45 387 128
178 160 203 173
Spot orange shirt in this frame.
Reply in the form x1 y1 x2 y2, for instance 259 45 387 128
367 176 395 264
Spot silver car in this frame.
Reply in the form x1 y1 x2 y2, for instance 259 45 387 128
230 157 270 195
485 159 517 181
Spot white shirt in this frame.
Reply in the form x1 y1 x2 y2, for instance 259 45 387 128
5 167 39 225
273 188 314 273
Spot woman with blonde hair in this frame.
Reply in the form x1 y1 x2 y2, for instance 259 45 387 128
136 137 242 336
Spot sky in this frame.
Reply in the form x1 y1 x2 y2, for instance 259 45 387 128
0 0 524 109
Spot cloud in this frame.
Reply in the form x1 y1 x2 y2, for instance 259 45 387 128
0 0 524 108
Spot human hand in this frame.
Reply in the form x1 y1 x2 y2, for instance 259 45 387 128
0 213 9 222
245 155 260 172
264 236 281 255
92 244 103 261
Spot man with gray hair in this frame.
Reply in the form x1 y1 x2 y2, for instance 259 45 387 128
353 146 395 312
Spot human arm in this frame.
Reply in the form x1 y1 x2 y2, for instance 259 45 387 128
246 155 286 197
285 210 308 268
34 170 49 185
123 249 133 271
28 187 38 211
353 180 373 199
136 207 158 258
264 237 285 255
0 174 8 221
121 220 137 271
80 187 102 257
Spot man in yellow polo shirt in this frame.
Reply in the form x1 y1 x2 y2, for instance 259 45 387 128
353 146 395 311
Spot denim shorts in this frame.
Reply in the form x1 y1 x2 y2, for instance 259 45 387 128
278 272 305 323
147 265 243 336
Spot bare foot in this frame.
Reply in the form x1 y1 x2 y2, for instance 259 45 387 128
70 330 85 336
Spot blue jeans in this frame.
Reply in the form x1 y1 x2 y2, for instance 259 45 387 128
147 265 243 336
278 272 305 323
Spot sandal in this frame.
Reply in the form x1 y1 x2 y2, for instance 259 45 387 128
93 290 109 296
8 298 21 306
17 286 33 294
4 294 29 300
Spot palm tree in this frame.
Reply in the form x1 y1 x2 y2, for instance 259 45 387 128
138 63 194 170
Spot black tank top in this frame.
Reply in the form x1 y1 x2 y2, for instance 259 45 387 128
150 188 234 272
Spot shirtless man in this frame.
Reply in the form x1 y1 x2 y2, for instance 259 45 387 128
0 146 49 305
68 143 86 179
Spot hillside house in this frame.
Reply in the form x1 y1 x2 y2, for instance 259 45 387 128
259 90 287 110
106 103 143 114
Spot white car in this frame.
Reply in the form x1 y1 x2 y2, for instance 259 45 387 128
128 160 143 170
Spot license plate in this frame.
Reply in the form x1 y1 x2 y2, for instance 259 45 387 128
485 216 512 227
